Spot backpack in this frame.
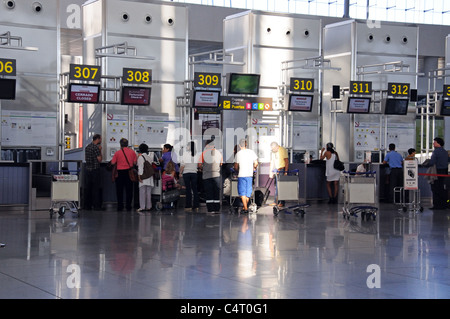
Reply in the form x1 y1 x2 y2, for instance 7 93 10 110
140 156 155 179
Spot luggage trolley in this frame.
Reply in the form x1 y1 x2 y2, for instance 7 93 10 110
155 169 180 213
342 171 378 221
228 170 258 214
49 169 80 218
273 169 309 217
394 187 423 213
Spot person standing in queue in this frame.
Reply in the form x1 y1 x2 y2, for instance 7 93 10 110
180 141 200 212
136 143 156 213
234 139 258 213
382 143 404 203
199 139 223 214
423 137 449 210
269 142 289 207
320 142 341 204
84 133 103 210
110 138 137 211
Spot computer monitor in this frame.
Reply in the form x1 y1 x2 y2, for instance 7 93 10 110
440 100 450 116
288 94 313 112
192 90 220 108
0 78 16 100
384 98 409 115
227 73 260 95
67 83 100 104
347 97 371 113
121 86 151 106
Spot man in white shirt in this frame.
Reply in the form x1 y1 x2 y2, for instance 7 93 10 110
234 139 259 213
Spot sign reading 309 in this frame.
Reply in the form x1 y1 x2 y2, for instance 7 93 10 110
70 64 101 82
0 58 16 76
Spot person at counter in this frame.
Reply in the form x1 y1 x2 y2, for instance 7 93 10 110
269 142 289 207
84 133 103 211
382 143 403 203
320 143 341 204
110 138 137 211
423 137 448 210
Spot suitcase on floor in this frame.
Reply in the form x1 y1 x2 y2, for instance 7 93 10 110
254 177 273 207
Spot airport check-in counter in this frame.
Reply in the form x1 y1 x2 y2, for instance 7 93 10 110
256 161 432 204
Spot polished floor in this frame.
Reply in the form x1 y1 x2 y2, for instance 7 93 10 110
0 198 449 300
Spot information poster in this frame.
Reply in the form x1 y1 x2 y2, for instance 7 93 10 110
134 116 180 148
386 122 415 151
106 114 129 148
404 160 418 190
292 121 318 150
1 110 57 146
354 122 380 151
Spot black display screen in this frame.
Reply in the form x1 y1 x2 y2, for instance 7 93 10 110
0 78 16 100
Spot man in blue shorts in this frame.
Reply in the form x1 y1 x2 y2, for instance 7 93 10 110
234 139 259 213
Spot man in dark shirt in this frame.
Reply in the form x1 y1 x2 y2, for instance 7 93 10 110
424 137 448 210
382 143 404 203
84 134 103 210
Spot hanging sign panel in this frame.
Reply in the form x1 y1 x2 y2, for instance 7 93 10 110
350 81 372 95
220 96 272 111
0 58 16 76
290 78 314 93
388 82 410 97
194 72 221 89
69 64 101 82
443 85 450 98
123 68 152 85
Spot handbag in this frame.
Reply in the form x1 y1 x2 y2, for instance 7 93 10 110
122 149 138 182
333 153 345 171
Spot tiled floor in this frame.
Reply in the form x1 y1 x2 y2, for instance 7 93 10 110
0 200 449 299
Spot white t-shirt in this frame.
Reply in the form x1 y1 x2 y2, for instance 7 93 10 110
235 148 258 177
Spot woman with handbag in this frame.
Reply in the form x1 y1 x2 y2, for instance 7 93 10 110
320 142 341 204
110 138 137 211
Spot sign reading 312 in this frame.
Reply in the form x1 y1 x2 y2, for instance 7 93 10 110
388 82 410 97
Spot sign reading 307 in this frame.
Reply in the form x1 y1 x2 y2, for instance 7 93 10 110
69 64 101 82
0 58 16 76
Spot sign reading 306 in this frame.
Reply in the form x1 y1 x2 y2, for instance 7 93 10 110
0 58 16 76
70 64 101 82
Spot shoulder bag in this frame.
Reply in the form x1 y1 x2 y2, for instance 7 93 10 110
123 149 138 182
333 153 345 171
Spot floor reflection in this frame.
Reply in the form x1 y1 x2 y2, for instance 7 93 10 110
0 202 448 299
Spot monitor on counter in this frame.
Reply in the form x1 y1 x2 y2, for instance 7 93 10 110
288 94 313 112
227 73 260 95
121 86 151 106
192 90 220 108
440 100 450 116
67 83 100 104
347 97 371 113
0 78 16 100
384 98 409 115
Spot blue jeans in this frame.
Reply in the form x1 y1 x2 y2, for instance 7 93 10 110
183 173 199 208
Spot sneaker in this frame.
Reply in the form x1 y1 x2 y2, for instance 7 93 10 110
136 208 145 215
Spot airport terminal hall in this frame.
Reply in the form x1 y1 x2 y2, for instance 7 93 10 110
0 0 450 300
